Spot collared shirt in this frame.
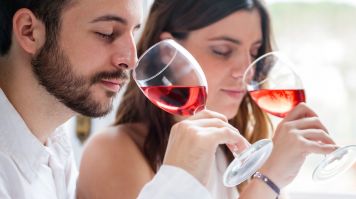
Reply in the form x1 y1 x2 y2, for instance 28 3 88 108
0 89 212 199
0 89 77 199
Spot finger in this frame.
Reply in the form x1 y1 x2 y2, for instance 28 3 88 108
284 103 318 121
303 140 338 155
287 117 328 133
175 118 243 147
207 127 250 152
188 118 241 134
193 120 250 151
300 129 336 145
189 109 228 122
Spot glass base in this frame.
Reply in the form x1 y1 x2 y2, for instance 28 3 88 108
223 139 273 187
312 145 356 181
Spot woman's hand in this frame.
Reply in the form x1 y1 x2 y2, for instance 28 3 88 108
163 109 250 186
259 103 337 188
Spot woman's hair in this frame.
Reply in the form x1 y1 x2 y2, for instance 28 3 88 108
115 0 274 180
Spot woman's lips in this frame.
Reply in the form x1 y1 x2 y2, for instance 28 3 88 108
221 88 246 99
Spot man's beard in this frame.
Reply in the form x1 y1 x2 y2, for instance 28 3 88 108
31 38 129 117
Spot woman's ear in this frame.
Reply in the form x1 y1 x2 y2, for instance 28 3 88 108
160 32 174 40
12 8 46 55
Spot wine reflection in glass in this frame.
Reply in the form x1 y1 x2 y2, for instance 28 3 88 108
242 51 356 182
133 39 273 187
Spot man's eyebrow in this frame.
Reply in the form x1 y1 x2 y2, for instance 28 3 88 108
90 15 127 25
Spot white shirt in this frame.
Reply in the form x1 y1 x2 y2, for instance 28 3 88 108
0 89 212 199
207 147 239 199
0 90 77 199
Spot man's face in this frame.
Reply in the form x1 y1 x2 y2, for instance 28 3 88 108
32 0 142 117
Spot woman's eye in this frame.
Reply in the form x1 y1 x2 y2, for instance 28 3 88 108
251 46 261 59
212 48 232 57
251 53 258 60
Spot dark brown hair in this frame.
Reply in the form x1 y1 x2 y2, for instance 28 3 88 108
0 0 75 56
115 0 274 188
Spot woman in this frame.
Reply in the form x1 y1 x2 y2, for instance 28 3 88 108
77 0 336 198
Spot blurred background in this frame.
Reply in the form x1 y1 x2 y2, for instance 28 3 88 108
268 0 356 198
66 0 356 198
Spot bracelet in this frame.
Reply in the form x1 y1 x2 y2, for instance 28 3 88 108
252 171 280 198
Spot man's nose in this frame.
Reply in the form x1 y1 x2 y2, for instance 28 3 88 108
112 34 137 70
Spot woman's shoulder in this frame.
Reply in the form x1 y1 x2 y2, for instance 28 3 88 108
81 123 148 162
77 123 154 198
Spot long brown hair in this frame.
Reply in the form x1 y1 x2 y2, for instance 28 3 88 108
115 0 274 186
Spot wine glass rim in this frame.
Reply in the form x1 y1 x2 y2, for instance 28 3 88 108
135 40 178 83
133 39 174 83
242 51 301 88
133 39 208 88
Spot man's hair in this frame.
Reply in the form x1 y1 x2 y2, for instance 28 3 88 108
0 0 74 56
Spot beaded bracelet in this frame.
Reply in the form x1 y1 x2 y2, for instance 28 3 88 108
252 171 280 198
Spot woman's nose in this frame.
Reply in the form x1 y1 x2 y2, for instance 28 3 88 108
231 54 252 79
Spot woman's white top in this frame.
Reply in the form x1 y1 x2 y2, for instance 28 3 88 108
207 147 239 199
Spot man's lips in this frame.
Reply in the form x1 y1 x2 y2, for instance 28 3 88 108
100 79 125 92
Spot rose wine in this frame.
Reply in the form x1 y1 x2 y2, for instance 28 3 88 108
249 89 306 118
141 85 207 116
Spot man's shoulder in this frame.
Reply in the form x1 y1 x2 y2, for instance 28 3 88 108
0 151 18 175
0 151 20 187
0 152 22 199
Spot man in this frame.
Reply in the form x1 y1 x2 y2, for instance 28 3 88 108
0 0 246 198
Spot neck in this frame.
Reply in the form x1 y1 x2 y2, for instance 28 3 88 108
0 52 74 144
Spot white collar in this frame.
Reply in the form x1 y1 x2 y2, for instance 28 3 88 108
0 89 70 182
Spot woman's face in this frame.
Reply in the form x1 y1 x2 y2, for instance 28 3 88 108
180 9 262 119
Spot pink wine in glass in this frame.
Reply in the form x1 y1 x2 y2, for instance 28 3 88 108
250 89 306 118
141 85 207 116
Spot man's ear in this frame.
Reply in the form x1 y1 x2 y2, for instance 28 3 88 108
12 8 46 55
160 32 174 40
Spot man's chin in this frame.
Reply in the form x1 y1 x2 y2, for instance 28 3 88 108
72 98 114 118
78 106 113 118
105 90 117 98
64 88 116 117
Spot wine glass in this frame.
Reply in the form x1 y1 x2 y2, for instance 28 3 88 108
133 39 273 187
242 51 356 182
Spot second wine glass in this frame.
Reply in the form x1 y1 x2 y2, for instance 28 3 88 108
242 51 356 182
133 39 273 187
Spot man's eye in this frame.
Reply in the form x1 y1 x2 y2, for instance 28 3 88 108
96 32 115 41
